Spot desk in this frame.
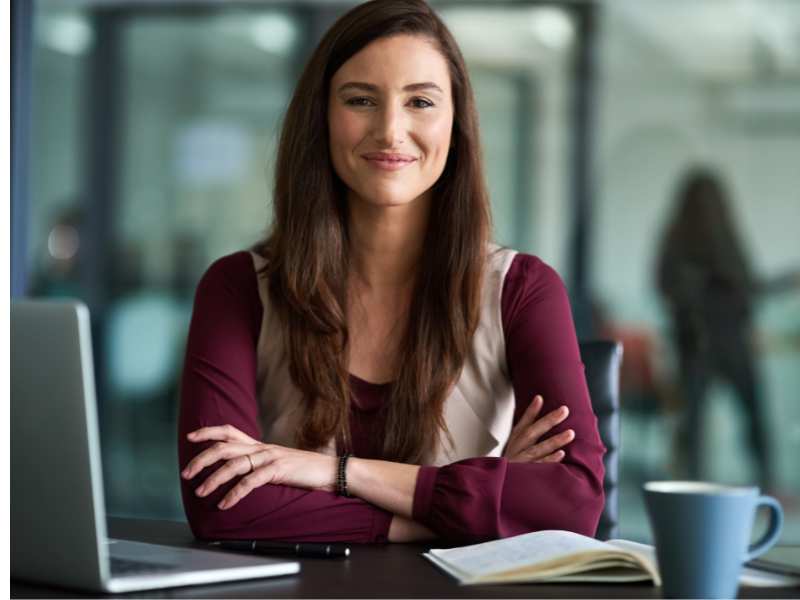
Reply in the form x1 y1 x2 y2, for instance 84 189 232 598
11 518 800 598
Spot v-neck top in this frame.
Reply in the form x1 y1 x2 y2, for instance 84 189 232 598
178 249 605 543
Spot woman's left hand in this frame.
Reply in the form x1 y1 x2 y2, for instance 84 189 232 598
181 425 338 510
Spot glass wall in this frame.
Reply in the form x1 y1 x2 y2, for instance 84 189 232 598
440 5 575 268
29 2 301 518
25 0 800 543
28 1 89 298
595 0 800 542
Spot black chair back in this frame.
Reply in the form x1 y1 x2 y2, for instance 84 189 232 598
579 340 623 540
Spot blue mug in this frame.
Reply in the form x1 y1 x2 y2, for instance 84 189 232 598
644 481 783 599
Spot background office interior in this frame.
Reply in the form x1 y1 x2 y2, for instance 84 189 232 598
12 0 800 542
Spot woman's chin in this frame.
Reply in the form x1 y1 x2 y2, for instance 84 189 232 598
351 188 428 209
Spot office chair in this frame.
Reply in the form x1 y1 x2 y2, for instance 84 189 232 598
580 340 623 541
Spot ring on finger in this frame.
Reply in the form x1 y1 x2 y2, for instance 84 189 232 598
246 454 255 474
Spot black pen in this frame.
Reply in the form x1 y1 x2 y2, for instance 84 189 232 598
209 540 351 559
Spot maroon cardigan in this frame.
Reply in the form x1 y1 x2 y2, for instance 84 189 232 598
178 251 605 543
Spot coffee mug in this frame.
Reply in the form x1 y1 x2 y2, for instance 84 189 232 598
644 481 783 599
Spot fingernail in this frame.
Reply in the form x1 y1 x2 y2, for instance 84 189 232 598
561 406 569 415
218 500 228 510
181 469 189 478
195 486 205 497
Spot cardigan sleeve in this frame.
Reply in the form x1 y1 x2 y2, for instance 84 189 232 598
411 253 606 543
178 251 392 543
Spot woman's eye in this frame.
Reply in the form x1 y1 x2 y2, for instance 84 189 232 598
343 96 434 109
410 97 434 109
345 97 375 107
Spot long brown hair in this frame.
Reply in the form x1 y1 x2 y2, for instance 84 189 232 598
255 0 491 462
657 168 754 302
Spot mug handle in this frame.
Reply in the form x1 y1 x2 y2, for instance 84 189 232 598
745 495 784 561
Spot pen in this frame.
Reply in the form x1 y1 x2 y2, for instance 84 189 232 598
209 540 351 559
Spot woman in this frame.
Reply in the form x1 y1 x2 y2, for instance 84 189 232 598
657 167 799 489
179 0 605 544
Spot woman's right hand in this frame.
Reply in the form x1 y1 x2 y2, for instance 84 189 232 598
503 395 574 463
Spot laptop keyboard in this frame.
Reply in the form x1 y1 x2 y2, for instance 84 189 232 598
110 557 177 576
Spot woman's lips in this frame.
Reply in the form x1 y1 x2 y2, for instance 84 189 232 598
362 152 417 171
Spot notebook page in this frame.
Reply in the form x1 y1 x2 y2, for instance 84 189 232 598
605 539 660 584
424 552 471 583
606 540 657 567
427 530 615 579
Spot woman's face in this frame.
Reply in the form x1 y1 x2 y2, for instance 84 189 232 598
328 34 454 209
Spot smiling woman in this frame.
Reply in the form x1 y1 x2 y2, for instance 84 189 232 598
328 35 453 208
178 0 605 544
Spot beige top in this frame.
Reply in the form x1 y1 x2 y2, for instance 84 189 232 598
249 245 518 466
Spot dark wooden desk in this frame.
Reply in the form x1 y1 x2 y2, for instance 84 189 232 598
10 518 799 598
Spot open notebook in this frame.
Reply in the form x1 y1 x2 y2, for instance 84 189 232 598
424 530 800 588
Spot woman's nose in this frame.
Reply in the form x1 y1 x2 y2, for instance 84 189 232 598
373 104 404 147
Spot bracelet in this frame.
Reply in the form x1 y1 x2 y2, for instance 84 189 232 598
336 453 351 497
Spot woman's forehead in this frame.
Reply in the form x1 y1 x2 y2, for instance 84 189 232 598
330 35 451 94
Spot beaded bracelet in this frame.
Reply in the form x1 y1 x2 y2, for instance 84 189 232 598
336 453 352 497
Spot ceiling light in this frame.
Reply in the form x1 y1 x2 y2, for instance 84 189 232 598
530 8 574 51
39 14 93 56
250 14 297 55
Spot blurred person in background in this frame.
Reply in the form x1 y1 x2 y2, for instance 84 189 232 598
30 205 85 298
656 167 800 491
177 0 606 544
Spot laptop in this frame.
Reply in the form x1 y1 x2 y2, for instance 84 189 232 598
11 299 300 593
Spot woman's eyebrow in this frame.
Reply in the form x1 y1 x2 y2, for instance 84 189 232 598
337 81 444 94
